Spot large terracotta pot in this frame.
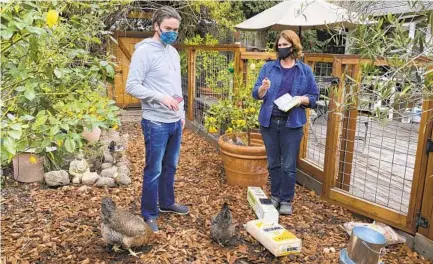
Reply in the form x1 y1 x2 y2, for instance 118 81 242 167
12 153 44 183
218 132 268 187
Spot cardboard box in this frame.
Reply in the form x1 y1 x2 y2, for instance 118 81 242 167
247 187 279 223
246 219 302 257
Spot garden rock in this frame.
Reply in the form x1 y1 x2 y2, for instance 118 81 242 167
117 165 130 177
95 177 116 188
101 166 118 178
103 152 114 163
81 172 100 185
116 161 129 167
88 158 102 173
115 173 131 185
115 156 130 167
101 162 113 170
44 170 70 187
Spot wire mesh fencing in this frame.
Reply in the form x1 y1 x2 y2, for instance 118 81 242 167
194 50 234 131
306 61 334 168
334 63 423 214
178 46 428 218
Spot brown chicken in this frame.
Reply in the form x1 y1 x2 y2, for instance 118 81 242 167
101 197 155 256
210 202 235 246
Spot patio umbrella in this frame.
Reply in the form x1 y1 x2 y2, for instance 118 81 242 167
235 0 363 36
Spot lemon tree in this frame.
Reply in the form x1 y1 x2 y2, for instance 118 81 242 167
204 60 265 145
1 1 128 166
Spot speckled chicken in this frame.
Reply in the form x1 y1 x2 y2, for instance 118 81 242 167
101 197 155 256
210 202 235 246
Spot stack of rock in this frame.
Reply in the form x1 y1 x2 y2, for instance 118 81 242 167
43 129 132 188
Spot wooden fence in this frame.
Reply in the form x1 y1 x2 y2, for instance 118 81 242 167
110 32 433 238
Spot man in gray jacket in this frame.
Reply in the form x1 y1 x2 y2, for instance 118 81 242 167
126 6 188 233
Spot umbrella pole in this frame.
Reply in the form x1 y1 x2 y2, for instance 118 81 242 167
298 26 304 63
298 26 302 41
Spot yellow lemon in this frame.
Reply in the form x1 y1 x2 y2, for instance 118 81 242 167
237 120 246 126
209 126 218 133
46 10 59 28
29 155 38 164
112 124 119 130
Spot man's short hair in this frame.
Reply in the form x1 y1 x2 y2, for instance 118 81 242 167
152 6 181 26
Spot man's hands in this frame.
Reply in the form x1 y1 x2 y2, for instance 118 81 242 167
161 96 180 111
159 96 185 129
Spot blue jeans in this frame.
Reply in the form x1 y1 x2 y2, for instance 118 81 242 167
260 119 304 202
141 119 182 220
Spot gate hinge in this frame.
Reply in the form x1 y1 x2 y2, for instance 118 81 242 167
426 138 433 154
416 212 429 229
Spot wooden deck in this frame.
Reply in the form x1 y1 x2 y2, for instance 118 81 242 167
306 115 419 214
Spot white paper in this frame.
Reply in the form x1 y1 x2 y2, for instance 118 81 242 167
274 93 300 112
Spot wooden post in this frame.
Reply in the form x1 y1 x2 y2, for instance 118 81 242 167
113 44 124 107
337 63 360 191
406 54 433 232
241 59 247 90
407 99 433 233
322 58 343 198
187 48 196 121
299 108 310 160
233 47 244 96
419 125 433 239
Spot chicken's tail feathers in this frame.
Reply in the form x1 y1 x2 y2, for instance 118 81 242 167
101 197 116 222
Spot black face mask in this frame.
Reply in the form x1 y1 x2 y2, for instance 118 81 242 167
278 46 294 60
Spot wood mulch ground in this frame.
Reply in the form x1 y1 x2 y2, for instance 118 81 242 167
1 122 430 264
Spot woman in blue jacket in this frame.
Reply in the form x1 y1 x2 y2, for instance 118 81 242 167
252 30 319 215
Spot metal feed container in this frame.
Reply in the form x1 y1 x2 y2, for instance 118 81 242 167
339 248 356 264
347 226 386 264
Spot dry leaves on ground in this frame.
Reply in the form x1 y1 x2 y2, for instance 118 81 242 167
1 122 430 264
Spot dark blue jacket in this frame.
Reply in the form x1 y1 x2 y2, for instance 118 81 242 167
252 59 319 128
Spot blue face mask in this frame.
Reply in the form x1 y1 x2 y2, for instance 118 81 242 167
159 28 178 45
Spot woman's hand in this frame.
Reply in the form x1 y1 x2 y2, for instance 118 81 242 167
294 96 309 106
258 77 271 98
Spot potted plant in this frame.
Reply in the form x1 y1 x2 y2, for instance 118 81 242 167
204 72 267 187
12 151 45 183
